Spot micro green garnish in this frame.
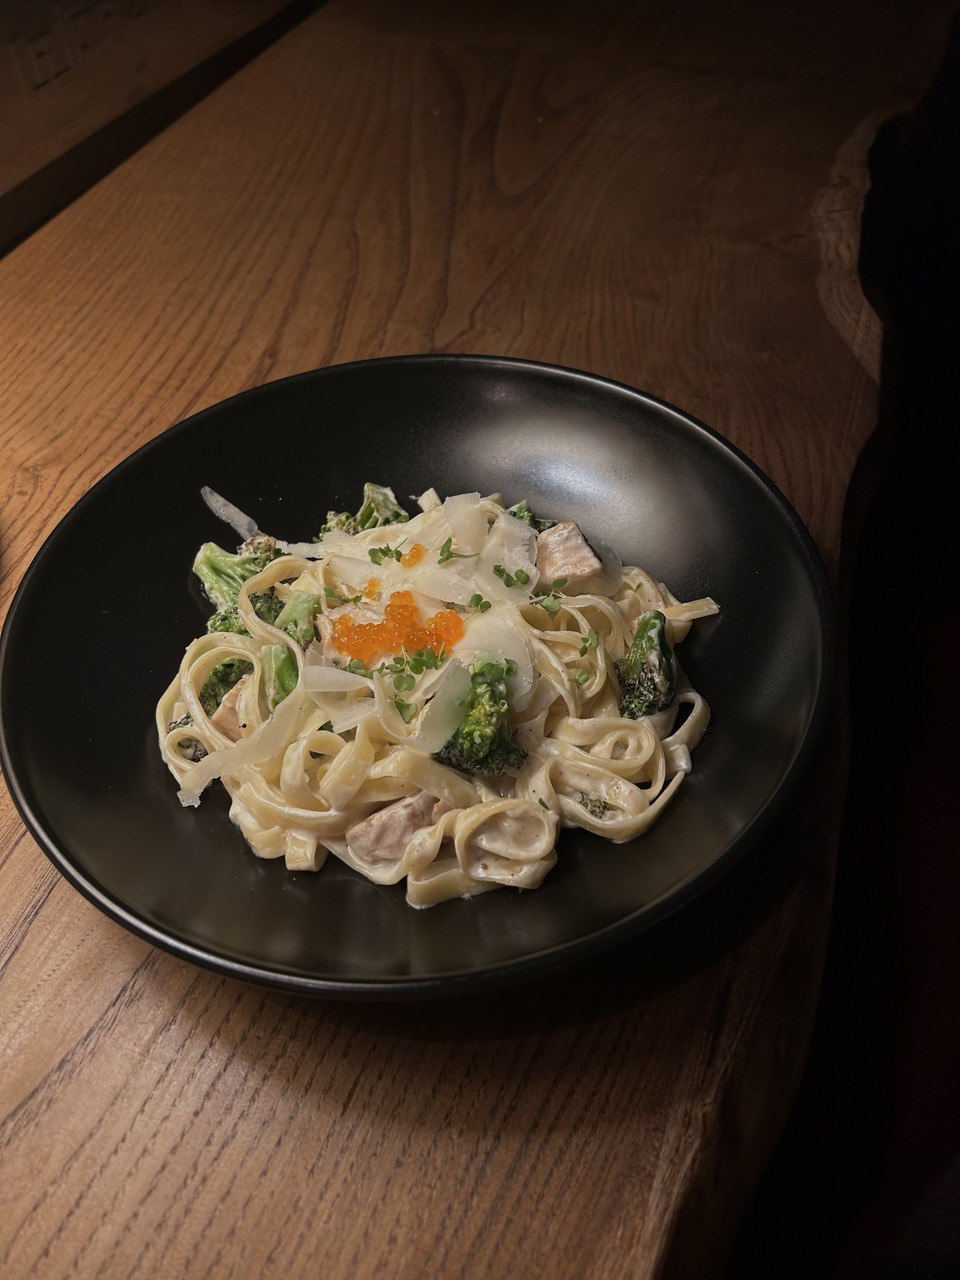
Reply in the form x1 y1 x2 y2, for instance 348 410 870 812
319 720 334 732
574 668 589 686
531 576 568 615
579 627 598 657
345 648 449 683
368 544 404 565
437 537 476 565
492 564 531 588
325 586 362 605
395 697 418 723
469 593 492 613
538 798 549 810
504 658 518 677
406 646 445 673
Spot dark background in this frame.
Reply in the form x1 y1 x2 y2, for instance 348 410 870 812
727 14 960 1278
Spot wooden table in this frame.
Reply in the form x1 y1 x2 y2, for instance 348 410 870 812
0 4 951 1277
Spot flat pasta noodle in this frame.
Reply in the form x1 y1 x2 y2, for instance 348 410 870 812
158 486 717 903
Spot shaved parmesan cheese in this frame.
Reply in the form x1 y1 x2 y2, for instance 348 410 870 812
405 564 479 607
406 660 473 754
303 666 372 692
178 687 308 806
456 605 534 707
273 541 326 559
442 492 486 554
305 691 376 735
417 487 442 511
201 486 259 540
328 554 391 591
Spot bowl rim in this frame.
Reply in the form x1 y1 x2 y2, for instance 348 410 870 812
0 353 836 999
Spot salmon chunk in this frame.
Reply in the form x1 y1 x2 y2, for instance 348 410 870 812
346 791 440 864
210 676 248 741
535 521 602 589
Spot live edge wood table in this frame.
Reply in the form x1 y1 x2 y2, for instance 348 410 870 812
0 4 951 1278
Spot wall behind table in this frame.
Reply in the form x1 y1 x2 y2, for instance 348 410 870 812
0 0 319 254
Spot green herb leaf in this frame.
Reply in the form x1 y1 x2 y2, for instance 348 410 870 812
437 537 475 565
395 697 418 723
579 627 598 657
324 586 361 605
368 543 403 565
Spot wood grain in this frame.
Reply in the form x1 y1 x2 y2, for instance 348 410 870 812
0 3 951 1277
0 0 292 198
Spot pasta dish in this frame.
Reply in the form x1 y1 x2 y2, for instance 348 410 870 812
157 484 717 906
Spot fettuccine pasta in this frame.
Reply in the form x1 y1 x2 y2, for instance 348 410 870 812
157 485 717 906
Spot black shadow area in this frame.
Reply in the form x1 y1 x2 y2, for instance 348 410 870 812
726 17 960 1280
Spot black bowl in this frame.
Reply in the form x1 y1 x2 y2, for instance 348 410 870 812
0 356 833 997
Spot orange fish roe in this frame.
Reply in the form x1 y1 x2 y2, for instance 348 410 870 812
363 577 381 599
400 542 426 568
331 590 464 666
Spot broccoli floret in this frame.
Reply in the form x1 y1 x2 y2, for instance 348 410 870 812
506 499 557 534
167 713 207 763
261 644 298 707
616 610 677 719
199 658 252 717
275 591 319 647
207 589 284 635
250 590 284 625
434 658 527 777
193 537 280 609
207 604 247 634
318 483 410 538
239 533 279 560
319 510 357 536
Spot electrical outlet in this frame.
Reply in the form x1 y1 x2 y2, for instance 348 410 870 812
13 24 74 91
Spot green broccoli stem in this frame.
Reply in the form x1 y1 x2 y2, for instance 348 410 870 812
275 591 319 647
261 644 298 707
616 609 677 719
